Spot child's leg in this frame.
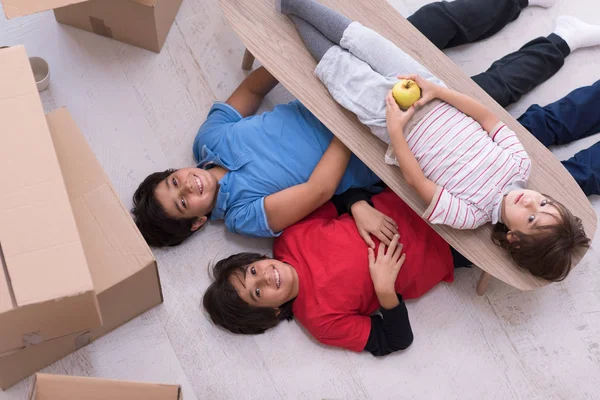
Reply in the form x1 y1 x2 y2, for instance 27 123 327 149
407 0 535 50
286 13 393 142
339 23 444 85
470 34 568 107
517 80 600 146
470 17 600 108
561 144 600 196
314 45 395 143
517 80 600 196
278 0 350 45
279 0 442 84
290 15 334 62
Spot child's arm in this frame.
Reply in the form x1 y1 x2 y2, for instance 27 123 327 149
225 66 279 118
403 74 499 134
435 87 500 134
264 137 351 233
385 92 438 205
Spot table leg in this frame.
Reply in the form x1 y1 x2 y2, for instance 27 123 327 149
476 270 491 296
242 48 255 70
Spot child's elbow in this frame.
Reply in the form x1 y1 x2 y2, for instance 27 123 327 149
318 186 337 205
403 174 417 189
311 181 338 204
397 331 414 351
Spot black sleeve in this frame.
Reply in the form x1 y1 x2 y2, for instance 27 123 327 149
363 294 414 357
331 188 375 216
450 246 474 268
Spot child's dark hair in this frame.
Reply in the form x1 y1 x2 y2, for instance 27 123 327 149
132 169 199 247
203 253 295 335
492 198 590 282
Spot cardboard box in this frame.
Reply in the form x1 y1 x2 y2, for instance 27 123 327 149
0 46 163 388
30 373 181 399
1 0 183 52
0 107 164 390
0 46 101 356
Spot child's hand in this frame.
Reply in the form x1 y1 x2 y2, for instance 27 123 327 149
351 200 398 249
397 74 441 108
368 234 406 295
386 91 416 136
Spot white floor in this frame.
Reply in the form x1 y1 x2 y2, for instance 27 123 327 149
1 0 600 399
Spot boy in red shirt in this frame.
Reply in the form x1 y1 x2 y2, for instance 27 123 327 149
203 189 467 355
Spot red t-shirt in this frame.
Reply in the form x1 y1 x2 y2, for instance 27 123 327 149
274 189 454 352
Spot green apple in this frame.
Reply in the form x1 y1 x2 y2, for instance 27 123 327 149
392 79 421 109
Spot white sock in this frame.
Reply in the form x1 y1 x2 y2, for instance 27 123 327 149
554 16 600 52
528 0 555 8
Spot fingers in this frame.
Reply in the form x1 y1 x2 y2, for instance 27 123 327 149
414 95 431 108
360 229 376 249
404 106 416 118
384 221 398 238
386 91 401 111
396 253 407 268
392 243 403 263
380 223 395 239
374 230 391 246
384 216 398 229
368 247 375 265
387 234 400 255
377 241 386 259
385 91 396 109
397 74 418 81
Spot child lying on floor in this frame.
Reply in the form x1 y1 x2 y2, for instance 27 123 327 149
279 0 590 281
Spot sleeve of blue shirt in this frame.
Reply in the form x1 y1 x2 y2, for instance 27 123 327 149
224 197 282 238
193 102 243 162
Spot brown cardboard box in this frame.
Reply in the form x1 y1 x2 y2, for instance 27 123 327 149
0 107 164 390
30 373 181 399
1 0 182 52
0 46 101 356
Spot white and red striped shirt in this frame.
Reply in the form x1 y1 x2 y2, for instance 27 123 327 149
402 102 531 229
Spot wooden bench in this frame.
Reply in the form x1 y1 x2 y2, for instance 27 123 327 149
220 0 597 294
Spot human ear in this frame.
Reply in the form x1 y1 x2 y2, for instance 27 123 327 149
506 231 516 243
191 216 208 231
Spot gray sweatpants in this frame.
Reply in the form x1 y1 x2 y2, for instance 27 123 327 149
314 22 447 148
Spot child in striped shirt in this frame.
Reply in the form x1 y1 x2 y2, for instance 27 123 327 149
278 0 591 281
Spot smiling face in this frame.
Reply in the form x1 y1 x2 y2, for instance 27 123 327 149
154 167 218 230
230 258 300 309
502 189 562 236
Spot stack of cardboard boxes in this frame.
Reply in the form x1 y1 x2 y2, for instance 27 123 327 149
0 45 164 390
0 0 186 391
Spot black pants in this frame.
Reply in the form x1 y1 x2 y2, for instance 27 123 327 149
407 0 569 108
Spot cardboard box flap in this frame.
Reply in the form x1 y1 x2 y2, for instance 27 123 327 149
1 0 87 18
0 47 94 306
46 108 157 294
32 374 181 400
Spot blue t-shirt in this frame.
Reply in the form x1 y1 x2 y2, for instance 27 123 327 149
193 100 381 237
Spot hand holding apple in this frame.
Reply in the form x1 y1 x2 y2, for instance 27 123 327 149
385 90 416 137
396 74 442 108
392 79 421 109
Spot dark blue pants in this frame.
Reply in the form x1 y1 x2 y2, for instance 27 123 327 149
409 0 600 196
518 82 600 196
